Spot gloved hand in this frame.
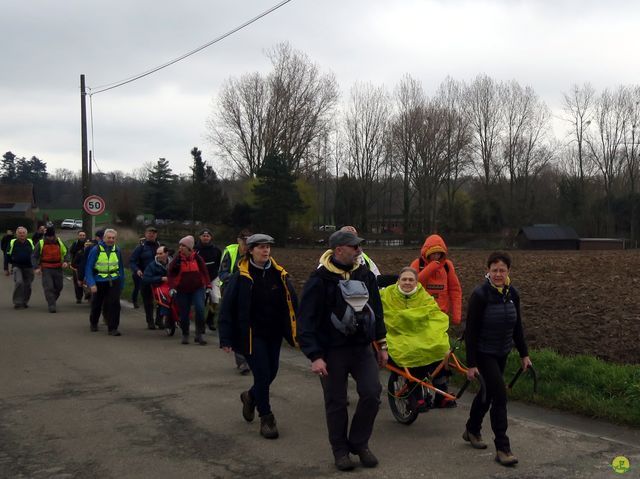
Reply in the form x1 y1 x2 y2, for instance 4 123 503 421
169 289 177 298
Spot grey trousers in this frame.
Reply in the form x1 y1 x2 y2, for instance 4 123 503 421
13 266 34 306
42 268 63 306
320 344 382 457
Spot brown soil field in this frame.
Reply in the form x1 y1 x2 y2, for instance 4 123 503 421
274 248 640 365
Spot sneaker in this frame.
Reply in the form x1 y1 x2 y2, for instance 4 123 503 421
194 334 207 345
76 299 82 304
90 324 98 332
238 363 251 375
495 450 518 466
240 391 255 422
48 305 57 313
147 322 156 330
108 330 121 336
259 413 279 439
462 429 488 449
181 335 189 345
334 454 355 471
351 447 378 468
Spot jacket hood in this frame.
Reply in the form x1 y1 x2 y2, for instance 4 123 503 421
420 234 448 260
319 250 360 279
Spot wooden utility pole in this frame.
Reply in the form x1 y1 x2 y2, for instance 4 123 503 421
80 74 92 237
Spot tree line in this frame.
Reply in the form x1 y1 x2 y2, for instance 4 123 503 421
3 42 639 243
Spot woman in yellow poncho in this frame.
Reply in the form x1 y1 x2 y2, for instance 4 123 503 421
380 267 456 409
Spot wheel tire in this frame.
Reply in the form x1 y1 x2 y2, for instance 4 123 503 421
387 372 419 425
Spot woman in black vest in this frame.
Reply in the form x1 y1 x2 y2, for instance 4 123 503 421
463 251 532 467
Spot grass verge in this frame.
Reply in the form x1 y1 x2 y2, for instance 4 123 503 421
451 344 640 428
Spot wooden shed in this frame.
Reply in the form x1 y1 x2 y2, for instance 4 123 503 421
579 238 625 250
516 224 580 250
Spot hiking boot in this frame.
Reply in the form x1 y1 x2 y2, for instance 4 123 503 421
495 449 518 466
147 322 156 330
181 335 189 345
76 299 82 304
195 334 207 345
351 447 378 468
238 363 251 375
48 305 57 313
108 330 121 336
206 318 216 331
462 429 488 449
90 324 98 332
259 413 279 439
240 391 255 422
334 454 355 471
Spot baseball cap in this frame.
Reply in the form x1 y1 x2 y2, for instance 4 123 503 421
329 230 364 249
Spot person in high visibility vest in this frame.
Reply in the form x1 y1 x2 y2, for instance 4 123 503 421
85 228 125 336
7 226 34 309
218 229 252 374
32 227 69 313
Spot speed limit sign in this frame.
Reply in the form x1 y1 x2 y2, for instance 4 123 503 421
83 195 106 216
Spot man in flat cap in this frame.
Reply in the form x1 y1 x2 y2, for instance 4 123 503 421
297 230 388 471
130 226 161 329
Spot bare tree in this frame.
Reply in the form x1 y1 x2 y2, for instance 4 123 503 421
343 82 391 232
392 74 424 236
586 87 627 234
208 43 338 177
435 77 472 231
500 81 553 224
621 85 640 239
463 74 504 228
562 83 596 194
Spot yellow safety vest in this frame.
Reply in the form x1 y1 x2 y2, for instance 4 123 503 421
95 245 120 279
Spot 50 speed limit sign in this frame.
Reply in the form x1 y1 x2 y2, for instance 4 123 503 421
83 195 106 216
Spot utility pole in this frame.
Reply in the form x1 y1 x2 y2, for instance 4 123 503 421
80 74 91 237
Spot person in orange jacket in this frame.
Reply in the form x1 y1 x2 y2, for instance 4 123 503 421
409 234 462 326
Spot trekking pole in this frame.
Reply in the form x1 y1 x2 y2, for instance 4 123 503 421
507 365 538 393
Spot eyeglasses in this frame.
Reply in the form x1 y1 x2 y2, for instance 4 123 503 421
345 244 361 250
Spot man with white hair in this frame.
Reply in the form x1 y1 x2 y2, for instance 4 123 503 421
85 228 125 336
7 226 35 309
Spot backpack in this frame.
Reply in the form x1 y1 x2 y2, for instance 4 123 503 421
330 279 376 341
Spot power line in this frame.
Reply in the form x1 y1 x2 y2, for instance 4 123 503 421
88 0 294 95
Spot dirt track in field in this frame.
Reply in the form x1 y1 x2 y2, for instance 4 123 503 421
274 247 640 365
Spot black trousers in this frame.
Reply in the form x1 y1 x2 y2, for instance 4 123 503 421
90 282 121 332
244 335 282 417
140 282 155 324
321 344 382 457
71 269 83 301
466 352 510 452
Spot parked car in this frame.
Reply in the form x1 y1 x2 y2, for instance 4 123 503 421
74 219 83 229
60 219 76 229
318 225 336 232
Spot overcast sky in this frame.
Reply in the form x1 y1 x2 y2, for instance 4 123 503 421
2 0 639 176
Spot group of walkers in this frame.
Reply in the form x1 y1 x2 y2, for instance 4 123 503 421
2 223 531 471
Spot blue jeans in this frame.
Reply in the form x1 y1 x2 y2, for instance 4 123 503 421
244 335 282 417
176 288 205 336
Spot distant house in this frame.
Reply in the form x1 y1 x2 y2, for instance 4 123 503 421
516 224 580 250
0 184 37 221
579 238 626 250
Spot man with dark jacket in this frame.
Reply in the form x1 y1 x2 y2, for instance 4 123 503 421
7 226 35 309
194 228 222 330
69 230 87 303
297 230 388 471
2 229 15 275
129 226 160 329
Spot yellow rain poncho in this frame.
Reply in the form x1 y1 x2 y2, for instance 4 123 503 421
380 283 450 367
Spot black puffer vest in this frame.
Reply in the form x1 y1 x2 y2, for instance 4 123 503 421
475 281 520 357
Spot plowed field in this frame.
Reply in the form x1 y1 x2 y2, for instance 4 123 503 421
274 248 640 365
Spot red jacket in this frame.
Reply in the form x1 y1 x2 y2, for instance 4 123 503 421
167 252 210 293
409 234 462 325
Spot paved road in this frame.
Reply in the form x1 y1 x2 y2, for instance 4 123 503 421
1 274 639 478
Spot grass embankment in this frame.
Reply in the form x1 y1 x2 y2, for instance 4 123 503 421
452 344 640 427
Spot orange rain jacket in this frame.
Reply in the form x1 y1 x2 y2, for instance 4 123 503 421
409 234 462 325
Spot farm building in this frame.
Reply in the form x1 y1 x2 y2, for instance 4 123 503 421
0 184 37 221
579 238 626 250
516 224 580 250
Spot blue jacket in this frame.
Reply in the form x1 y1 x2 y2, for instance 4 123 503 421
85 241 125 289
8 238 34 268
142 258 168 286
129 241 159 275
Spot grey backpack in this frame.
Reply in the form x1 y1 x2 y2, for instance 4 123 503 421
330 279 375 340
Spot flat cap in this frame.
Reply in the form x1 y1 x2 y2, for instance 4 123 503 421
329 230 364 249
246 233 275 247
